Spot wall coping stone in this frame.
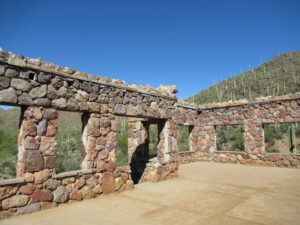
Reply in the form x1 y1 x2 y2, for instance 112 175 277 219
128 118 149 122
177 93 300 111
179 150 195 154
53 169 93 179
0 50 176 100
214 151 246 154
0 178 25 186
176 103 200 111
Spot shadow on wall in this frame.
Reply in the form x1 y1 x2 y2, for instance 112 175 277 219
130 144 156 184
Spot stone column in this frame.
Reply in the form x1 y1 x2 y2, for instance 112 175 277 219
244 123 265 154
81 113 117 172
127 119 148 164
189 126 201 152
198 125 216 153
17 107 58 179
81 113 117 194
156 119 178 180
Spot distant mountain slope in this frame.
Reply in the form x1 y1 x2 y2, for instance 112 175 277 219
0 108 21 132
189 51 300 105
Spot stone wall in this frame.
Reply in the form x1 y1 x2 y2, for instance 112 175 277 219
176 96 300 168
0 166 133 219
0 51 176 119
0 50 178 218
179 151 300 168
1 50 300 219
0 106 133 219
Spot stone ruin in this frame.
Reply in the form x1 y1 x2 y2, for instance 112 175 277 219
0 50 299 218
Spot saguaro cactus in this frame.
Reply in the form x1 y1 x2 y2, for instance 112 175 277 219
289 124 298 154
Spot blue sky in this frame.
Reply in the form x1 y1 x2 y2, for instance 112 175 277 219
1 0 300 100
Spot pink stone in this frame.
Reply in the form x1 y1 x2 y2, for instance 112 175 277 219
282 159 290 166
102 172 115 194
22 120 37 137
74 177 85 190
44 156 56 169
100 127 109 136
31 189 53 202
96 160 106 171
19 183 35 195
121 173 129 182
106 161 116 172
279 109 287 118
69 191 82 200
111 119 117 132
46 120 57 137
268 155 279 162
39 137 57 156
23 136 40 150
96 136 106 145
88 117 101 136
97 150 109 160
87 136 96 152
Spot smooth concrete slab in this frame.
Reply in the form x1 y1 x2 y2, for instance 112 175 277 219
1 162 300 225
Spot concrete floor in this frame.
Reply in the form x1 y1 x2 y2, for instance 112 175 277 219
1 162 300 225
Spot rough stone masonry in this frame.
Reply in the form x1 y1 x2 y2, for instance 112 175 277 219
0 50 299 219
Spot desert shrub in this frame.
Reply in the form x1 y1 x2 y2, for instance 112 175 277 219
55 111 83 173
264 123 300 153
116 117 128 167
149 124 158 156
56 129 82 173
178 126 190 152
0 119 18 179
217 125 244 152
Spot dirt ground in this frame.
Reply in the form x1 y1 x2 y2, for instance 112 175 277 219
1 162 300 225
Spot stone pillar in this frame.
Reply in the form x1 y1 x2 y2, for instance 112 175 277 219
189 126 201 152
127 119 148 164
81 113 117 172
198 125 216 152
156 119 178 180
17 107 58 179
244 123 265 154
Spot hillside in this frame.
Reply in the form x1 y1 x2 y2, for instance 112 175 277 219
189 51 300 105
